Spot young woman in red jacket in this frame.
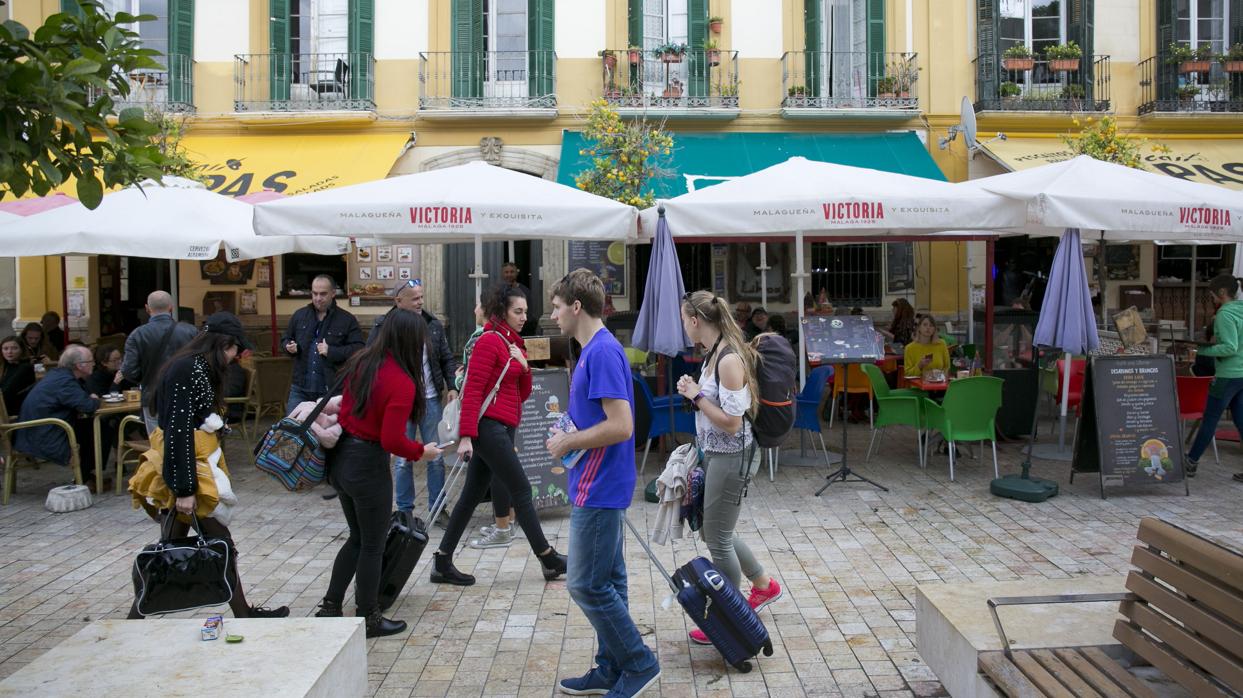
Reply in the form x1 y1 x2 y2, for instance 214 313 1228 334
431 284 566 585
315 309 443 637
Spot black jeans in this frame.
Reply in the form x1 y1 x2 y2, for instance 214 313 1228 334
439 418 549 556
325 433 392 614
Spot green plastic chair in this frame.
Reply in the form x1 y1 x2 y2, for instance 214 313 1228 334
861 364 925 469
921 376 1003 481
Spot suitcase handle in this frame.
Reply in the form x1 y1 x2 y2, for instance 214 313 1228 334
623 515 680 594
426 453 467 524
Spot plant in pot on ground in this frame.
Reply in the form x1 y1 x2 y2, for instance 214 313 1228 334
1219 43 1243 72
1002 44 1034 71
999 81 1022 103
1045 41 1082 72
1176 83 1202 102
653 42 687 63
875 75 898 100
708 15 723 33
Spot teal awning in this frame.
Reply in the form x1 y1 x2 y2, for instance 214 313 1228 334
556 131 946 199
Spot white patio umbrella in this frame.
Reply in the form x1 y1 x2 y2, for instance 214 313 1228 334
0 211 19 224
252 160 639 299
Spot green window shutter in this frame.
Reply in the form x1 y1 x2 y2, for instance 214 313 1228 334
1067 0 1094 102
1230 0 1243 44
168 0 194 106
269 0 291 102
348 0 374 101
1156 0 1177 101
866 0 884 96
451 0 483 100
687 0 708 98
804 0 822 98
628 0 642 90
528 0 554 103
975 0 998 106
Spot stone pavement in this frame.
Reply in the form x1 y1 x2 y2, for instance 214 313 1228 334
2 420 1241 697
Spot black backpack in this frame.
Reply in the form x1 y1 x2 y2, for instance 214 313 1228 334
749 333 797 447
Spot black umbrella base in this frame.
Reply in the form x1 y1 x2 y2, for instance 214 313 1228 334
991 474 1059 503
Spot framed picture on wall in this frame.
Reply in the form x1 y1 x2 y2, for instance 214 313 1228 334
397 246 414 263
239 289 258 315
358 266 372 280
376 246 393 263
376 266 394 280
398 267 412 280
356 246 373 263
256 258 271 288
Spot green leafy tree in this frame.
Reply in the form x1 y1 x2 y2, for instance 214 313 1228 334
1061 116 1168 170
0 0 169 208
151 113 203 182
573 100 674 209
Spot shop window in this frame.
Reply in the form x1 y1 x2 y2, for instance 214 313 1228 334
810 243 882 308
281 253 348 298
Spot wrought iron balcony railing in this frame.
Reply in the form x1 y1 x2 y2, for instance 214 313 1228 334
233 52 374 112
419 51 557 111
600 49 739 110
1139 54 1243 115
780 51 919 111
975 54 1110 112
89 53 195 113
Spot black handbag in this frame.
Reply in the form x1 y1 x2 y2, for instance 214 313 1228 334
132 511 234 617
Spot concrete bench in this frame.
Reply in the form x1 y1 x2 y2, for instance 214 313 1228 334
0 618 366 697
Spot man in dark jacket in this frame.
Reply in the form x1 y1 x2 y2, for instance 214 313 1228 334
281 275 364 414
15 345 104 487
121 290 198 433
371 279 460 517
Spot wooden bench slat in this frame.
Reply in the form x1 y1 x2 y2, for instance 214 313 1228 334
1050 648 1133 698
980 651 1044 698
1029 649 1104 698
1079 647 1160 698
1114 620 1236 697
1119 600 1243 692
1136 518 1243 595
1131 546 1243 624
1124 572 1243 666
1011 651 1078 698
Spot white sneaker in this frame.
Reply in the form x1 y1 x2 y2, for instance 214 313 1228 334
470 526 514 549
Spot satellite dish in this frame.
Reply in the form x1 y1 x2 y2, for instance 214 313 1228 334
938 96 1005 157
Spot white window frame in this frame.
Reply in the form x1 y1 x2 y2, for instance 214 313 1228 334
998 0 1067 93
821 0 867 101
289 0 349 92
642 0 688 97
1176 0 1230 50
484 0 528 100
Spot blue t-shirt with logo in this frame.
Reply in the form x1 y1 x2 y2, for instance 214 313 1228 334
567 327 635 509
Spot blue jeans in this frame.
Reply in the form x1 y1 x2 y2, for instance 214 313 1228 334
1189 377 1243 462
567 507 657 679
285 384 325 416
393 395 445 512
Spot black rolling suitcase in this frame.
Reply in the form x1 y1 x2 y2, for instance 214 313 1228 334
377 455 466 611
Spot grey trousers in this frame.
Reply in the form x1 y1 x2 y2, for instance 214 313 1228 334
701 450 764 590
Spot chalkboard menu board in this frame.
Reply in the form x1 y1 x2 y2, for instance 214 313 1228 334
515 368 572 510
567 241 625 296
1072 355 1189 498
802 315 884 362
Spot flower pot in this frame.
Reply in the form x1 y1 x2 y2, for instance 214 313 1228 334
1223 60 1243 72
898 90 910 99
707 49 721 66
603 54 617 70
878 92 896 100
661 52 683 64
628 49 642 64
1048 58 1080 72
605 88 621 99
662 86 683 98
1002 57 1034 71
709 20 723 33
1179 60 1211 74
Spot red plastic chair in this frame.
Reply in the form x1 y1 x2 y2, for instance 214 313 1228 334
1054 358 1086 411
1176 375 1219 464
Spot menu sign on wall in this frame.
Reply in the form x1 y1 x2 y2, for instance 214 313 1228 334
514 369 572 510
1072 355 1189 498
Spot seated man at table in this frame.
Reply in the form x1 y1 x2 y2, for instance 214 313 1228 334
903 314 950 379
14 345 107 490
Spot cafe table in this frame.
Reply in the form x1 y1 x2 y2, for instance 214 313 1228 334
92 398 143 494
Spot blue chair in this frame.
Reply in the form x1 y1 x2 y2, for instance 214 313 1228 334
785 365 835 479
632 372 695 476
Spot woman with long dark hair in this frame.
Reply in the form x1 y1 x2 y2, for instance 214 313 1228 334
128 312 287 619
431 283 566 587
314 309 443 637
883 298 916 346
19 322 57 365
0 335 35 416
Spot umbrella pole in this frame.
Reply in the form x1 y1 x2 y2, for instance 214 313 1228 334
795 231 807 389
170 260 179 316
965 242 974 346
1057 350 1071 452
60 257 70 344
1189 246 1197 340
471 235 484 305
1097 231 1107 327
267 256 278 354
759 242 769 309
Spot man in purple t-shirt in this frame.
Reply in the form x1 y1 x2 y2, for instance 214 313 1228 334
546 269 659 698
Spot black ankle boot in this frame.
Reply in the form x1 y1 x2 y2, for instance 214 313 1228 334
430 552 475 586
360 607 406 638
314 599 343 617
538 548 567 581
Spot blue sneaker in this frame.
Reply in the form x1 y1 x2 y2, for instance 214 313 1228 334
604 664 660 698
558 666 616 695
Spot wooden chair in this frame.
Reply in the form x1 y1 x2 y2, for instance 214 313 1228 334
244 357 293 439
979 516 1243 697
225 365 255 440
115 414 148 495
0 390 83 504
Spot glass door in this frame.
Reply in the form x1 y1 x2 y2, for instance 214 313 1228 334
484 0 528 104
643 0 688 98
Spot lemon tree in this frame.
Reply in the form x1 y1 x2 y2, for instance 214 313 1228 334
573 99 673 209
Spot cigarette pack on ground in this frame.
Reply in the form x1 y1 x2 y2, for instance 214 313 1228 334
201 615 223 641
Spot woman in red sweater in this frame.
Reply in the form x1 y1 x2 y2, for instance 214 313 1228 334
315 309 442 637
431 284 566 585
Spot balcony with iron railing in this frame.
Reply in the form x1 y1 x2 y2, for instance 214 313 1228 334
600 48 739 119
418 51 557 119
89 53 195 113
1139 54 1243 115
974 54 1110 113
780 51 919 119
233 52 374 112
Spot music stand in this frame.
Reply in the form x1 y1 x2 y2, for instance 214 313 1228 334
805 315 889 495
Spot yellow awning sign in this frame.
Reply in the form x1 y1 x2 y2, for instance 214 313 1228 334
179 133 409 197
981 137 1243 191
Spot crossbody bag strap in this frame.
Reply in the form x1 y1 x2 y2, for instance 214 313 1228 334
476 331 514 423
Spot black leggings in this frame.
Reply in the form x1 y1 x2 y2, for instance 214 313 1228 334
325 434 392 614
439 418 549 556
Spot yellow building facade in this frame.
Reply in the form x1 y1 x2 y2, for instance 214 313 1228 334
7 0 1241 348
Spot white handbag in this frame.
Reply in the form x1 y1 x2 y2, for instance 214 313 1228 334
438 333 511 442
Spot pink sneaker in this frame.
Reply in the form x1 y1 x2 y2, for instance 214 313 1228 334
688 628 712 645
747 579 783 612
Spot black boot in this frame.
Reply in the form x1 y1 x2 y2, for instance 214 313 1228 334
430 552 475 586
248 605 289 618
538 548 567 581
360 607 406 638
314 599 343 617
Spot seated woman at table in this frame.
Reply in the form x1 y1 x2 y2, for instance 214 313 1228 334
1 336 36 416
904 315 950 379
881 298 916 347
85 344 134 396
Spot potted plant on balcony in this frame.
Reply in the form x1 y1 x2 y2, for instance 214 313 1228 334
662 77 684 98
709 15 723 33
1002 44 1034 71
1176 83 1202 103
1061 83 1086 102
1167 42 1213 74
876 76 898 100
1218 43 1243 72
1045 42 1082 72
705 40 721 66
999 81 1022 104
786 84 808 105
627 46 643 64
599 49 618 71
654 42 687 64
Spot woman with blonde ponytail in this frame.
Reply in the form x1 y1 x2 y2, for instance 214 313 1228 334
676 291 783 645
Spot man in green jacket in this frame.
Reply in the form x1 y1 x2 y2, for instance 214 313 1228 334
1188 274 1243 481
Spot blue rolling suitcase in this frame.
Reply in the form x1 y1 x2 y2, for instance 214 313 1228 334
625 517 774 672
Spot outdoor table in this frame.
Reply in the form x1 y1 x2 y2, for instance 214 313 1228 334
92 399 142 493
905 377 950 393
